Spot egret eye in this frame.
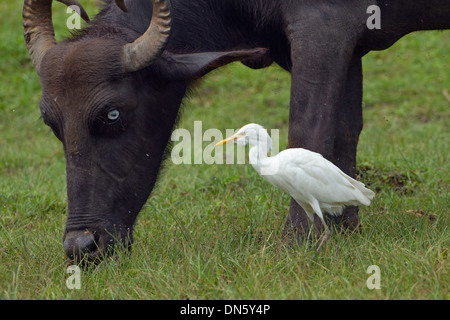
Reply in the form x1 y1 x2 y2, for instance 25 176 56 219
107 110 120 122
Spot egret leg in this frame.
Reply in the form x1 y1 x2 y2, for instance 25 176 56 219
316 217 331 253
309 201 331 253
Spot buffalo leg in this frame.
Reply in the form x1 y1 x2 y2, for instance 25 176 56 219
282 34 354 244
328 54 365 230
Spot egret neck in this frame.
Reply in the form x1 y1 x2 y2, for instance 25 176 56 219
248 131 273 176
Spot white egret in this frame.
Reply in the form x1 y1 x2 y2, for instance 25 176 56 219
215 123 375 251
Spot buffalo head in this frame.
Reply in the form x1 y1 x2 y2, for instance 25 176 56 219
23 0 265 263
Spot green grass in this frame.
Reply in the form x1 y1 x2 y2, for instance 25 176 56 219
0 1 449 300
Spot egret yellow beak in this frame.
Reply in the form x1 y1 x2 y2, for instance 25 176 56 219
215 133 244 147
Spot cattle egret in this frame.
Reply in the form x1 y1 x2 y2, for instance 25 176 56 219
215 123 375 251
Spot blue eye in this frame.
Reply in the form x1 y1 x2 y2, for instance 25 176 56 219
107 110 120 121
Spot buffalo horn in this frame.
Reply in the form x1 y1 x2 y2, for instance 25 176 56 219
23 0 90 74
115 0 129 12
121 0 172 73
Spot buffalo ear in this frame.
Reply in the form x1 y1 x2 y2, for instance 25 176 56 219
154 48 268 81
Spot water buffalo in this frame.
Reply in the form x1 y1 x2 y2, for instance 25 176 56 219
23 0 450 263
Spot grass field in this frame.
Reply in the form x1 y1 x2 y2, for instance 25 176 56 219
0 1 449 300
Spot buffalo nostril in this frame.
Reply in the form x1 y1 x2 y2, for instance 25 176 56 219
63 230 98 261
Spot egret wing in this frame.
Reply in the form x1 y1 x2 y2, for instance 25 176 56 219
262 148 372 212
